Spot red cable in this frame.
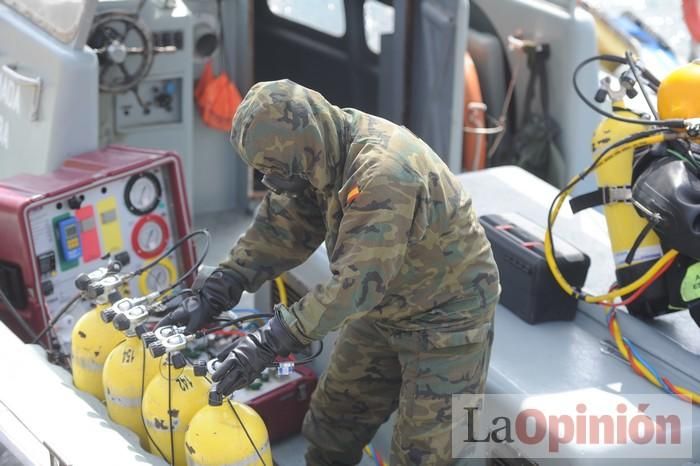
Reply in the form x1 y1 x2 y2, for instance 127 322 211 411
662 376 684 396
603 259 699 404
625 342 646 376
602 257 675 309
375 450 385 466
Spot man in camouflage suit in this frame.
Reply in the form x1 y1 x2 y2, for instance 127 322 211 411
165 79 500 465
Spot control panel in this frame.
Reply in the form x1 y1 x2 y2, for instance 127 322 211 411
152 30 184 50
0 146 193 349
27 167 181 347
115 78 184 129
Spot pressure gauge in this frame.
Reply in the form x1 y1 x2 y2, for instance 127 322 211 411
131 214 169 259
124 172 162 216
138 258 177 295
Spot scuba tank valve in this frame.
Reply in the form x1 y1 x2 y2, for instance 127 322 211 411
100 293 160 324
74 258 132 303
141 325 191 358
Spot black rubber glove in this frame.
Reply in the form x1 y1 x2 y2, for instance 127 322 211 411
157 268 243 333
212 313 306 396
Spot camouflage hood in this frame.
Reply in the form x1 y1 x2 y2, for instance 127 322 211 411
230 79 349 192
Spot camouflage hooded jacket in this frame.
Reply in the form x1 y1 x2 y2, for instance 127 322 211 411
222 80 500 344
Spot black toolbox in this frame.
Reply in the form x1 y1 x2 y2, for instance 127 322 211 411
479 213 590 324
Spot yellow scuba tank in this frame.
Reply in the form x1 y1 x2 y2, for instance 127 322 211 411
591 104 666 315
71 302 125 400
185 399 273 466
103 334 160 448
141 355 210 466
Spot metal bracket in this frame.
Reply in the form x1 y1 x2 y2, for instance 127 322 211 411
602 186 632 204
598 76 627 103
632 199 663 225
1 65 42 121
685 118 700 137
599 339 629 366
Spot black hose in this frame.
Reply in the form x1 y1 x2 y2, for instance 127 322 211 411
140 343 170 463
0 287 39 342
199 313 275 336
135 229 211 297
228 399 267 466
626 51 659 120
195 369 267 466
269 339 324 368
572 54 684 128
159 231 211 296
160 288 194 305
167 355 175 465
31 293 82 344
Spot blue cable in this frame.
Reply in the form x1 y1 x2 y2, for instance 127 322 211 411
623 337 673 394
368 443 381 466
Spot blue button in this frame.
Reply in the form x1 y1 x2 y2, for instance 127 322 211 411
164 81 176 95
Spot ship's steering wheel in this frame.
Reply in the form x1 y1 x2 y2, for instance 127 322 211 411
88 12 155 94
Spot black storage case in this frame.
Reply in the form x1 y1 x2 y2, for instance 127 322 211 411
480 213 590 324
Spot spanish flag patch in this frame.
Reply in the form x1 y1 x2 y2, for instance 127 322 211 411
346 186 361 205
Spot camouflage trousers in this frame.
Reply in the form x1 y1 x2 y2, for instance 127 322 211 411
302 301 496 466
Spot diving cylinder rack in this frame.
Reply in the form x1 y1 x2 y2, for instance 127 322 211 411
591 79 667 317
140 325 210 466
71 259 131 400
102 300 161 448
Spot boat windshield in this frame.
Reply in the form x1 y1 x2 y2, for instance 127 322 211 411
1 0 87 44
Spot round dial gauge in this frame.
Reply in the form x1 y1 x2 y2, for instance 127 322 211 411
124 172 162 215
138 258 176 295
131 214 169 259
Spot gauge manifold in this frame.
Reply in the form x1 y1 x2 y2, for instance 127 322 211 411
124 172 162 216
131 214 169 259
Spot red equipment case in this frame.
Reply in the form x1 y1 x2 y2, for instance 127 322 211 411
247 366 318 442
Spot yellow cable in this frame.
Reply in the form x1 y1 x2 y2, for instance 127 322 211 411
363 445 384 466
274 277 288 306
544 134 679 304
544 199 678 303
590 251 677 303
673 386 700 404
609 317 629 360
596 134 666 167
608 311 700 403
606 311 656 385
551 132 700 404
